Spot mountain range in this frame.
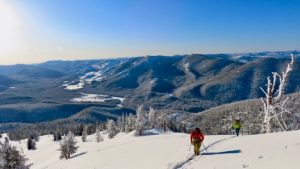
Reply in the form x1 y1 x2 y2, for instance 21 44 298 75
0 50 299 124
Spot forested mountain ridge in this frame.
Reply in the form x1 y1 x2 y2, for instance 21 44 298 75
0 51 299 124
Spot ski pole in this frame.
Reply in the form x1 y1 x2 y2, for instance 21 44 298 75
189 143 192 151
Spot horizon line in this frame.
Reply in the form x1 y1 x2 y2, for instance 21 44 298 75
0 49 299 66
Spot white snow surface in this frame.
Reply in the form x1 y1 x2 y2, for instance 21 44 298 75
184 63 190 72
63 81 85 90
80 63 109 83
4 130 300 169
71 93 125 103
62 63 111 90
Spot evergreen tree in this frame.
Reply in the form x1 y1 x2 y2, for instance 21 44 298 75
27 138 36 150
53 133 57 141
4 137 9 144
53 132 62 141
81 126 87 142
106 120 117 139
0 140 29 169
158 114 168 132
59 131 78 160
95 128 103 143
76 124 84 136
87 124 96 135
125 114 135 133
134 105 147 136
117 115 125 133
121 114 126 132
148 107 156 128
57 133 62 141
30 133 39 142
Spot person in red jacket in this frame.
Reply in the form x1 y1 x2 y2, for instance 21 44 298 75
190 127 204 156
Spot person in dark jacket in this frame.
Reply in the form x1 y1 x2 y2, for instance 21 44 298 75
190 128 205 156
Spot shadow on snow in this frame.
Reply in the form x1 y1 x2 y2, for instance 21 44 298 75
70 151 88 159
201 149 241 155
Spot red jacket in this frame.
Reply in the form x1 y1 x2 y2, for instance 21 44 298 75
190 131 204 143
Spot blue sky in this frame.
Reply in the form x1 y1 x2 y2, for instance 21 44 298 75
0 0 299 64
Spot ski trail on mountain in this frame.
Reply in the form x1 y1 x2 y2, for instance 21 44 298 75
168 136 235 169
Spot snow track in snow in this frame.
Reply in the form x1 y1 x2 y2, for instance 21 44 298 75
168 136 235 169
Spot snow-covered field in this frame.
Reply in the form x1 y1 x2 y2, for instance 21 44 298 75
5 130 300 169
62 81 85 90
71 93 125 104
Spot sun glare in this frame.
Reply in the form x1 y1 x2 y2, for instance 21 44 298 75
0 1 22 55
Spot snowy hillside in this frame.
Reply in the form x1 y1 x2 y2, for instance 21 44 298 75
5 130 300 169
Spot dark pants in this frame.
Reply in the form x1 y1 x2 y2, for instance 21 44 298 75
235 128 240 136
192 139 201 156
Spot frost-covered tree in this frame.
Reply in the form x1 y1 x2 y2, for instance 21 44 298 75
106 120 117 139
158 114 168 132
125 114 136 133
148 107 156 128
81 126 87 142
95 128 103 143
260 54 295 133
117 114 126 132
59 131 78 160
134 105 148 136
0 140 29 169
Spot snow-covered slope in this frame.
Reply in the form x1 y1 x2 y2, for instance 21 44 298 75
179 131 300 169
7 130 300 169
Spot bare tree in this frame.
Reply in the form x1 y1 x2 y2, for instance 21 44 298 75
260 54 295 133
